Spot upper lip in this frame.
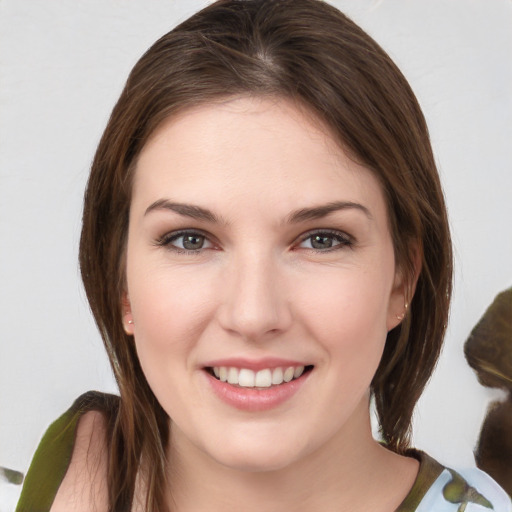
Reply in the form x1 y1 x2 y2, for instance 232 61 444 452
202 357 310 371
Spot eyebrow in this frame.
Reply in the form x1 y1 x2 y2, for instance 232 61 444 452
286 201 372 223
145 199 221 223
144 199 371 224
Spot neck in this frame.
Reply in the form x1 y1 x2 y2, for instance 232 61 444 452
166 398 418 512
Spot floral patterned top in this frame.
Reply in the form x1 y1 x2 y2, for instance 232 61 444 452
15 392 512 511
397 451 511 511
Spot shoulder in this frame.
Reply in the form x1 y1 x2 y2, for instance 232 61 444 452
401 451 511 512
50 408 109 511
16 391 119 512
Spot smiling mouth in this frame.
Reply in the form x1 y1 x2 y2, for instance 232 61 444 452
206 365 314 388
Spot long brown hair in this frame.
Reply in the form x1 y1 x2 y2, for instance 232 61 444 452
79 0 453 509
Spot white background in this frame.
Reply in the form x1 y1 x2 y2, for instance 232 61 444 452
1 0 511 479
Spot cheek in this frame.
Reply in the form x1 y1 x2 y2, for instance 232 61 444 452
127 268 221 419
295 267 391 375
299 267 392 334
130 259 216 324
127 264 218 374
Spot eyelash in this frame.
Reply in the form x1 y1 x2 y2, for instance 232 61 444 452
296 229 354 252
154 229 214 254
154 229 354 254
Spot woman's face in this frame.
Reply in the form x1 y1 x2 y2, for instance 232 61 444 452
124 97 406 472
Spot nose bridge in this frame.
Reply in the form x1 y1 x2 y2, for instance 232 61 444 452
219 246 290 339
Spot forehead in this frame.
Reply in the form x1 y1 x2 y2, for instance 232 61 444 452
132 96 387 222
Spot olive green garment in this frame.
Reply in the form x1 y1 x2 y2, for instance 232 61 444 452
15 391 117 512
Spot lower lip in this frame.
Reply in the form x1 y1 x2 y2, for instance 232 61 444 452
204 370 311 412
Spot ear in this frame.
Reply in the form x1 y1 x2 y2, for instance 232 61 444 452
386 243 422 331
121 291 134 335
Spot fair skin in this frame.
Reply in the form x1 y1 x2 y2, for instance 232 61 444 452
52 97 418 511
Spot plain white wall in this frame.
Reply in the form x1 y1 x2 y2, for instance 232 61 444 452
1 0 511 477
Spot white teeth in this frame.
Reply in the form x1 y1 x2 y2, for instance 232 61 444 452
271 367 283 385
238 369 255 387
211 365 308 387
294 366 305 378
283 367 294 382
255 369 272 387
227 367 239 384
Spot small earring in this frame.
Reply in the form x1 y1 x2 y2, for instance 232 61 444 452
396 303 409 321
123 314 134 335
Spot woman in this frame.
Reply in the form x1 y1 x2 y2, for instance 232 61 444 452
16 1 511 511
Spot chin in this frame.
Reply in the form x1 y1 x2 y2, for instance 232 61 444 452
205 435 309 474
215 449 300 473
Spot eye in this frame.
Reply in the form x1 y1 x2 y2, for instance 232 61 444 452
156 230 214 252
298 230 353 251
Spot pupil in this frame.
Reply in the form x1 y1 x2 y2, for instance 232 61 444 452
183 235 204 250
311 235 332 249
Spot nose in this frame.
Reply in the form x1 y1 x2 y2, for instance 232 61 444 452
217 251 292 341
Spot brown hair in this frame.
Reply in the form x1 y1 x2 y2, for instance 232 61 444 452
79 0 452 509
